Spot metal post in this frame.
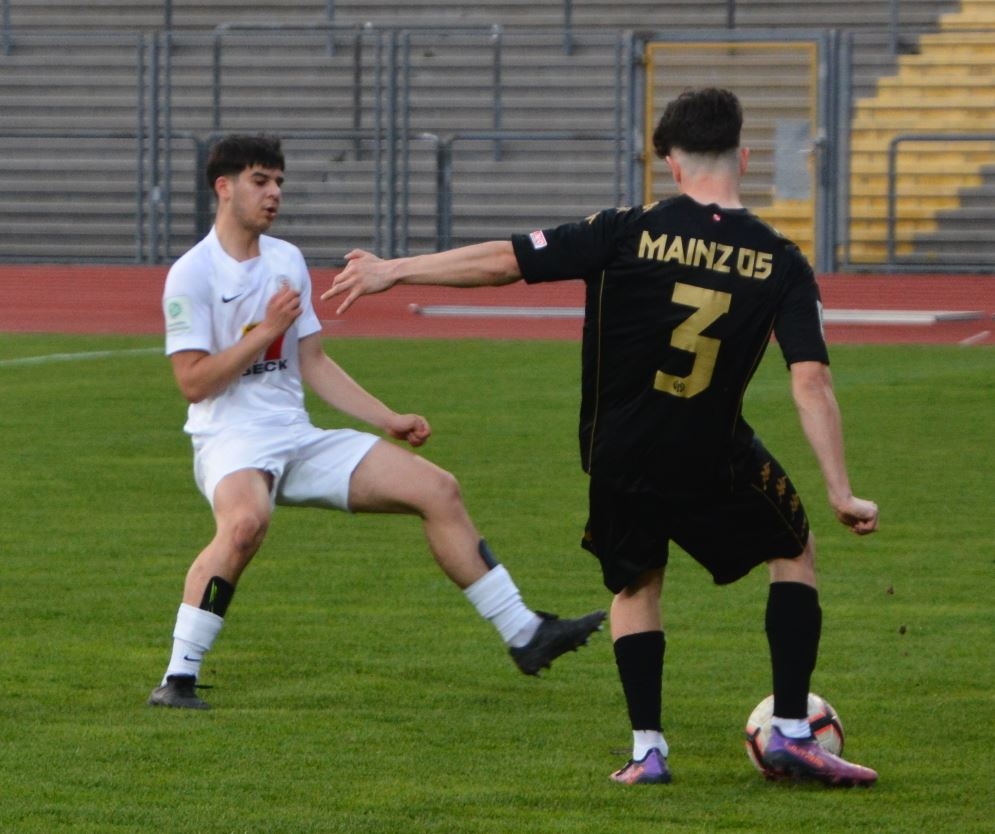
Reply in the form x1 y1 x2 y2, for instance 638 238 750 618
889 0 899 56
162 30 173 262
372 31 384 255
563 0 573 56
726 0 736 29
886 138 899 269
2 0 12 55
837 32 853 270
436 138 453 251
148 35 161 264
401 32 411 255
492 25 503 161
814 31 832 274
325 0 336 55
194 137 211 241
385 30 398 257
212 30 223 132
613 34 623 206
626 34 644 205
352 26 365 159
136 34 147 263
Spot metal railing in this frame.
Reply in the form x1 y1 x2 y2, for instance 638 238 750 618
211 23 374 132
428 130 625 251
209 23 507 152
0 1 935 60
3 17 995 270
0 130 148 261
163 0 336 33
886 132 995 268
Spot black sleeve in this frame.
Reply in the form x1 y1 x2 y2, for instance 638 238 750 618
774 257 830 366
511 209 628 284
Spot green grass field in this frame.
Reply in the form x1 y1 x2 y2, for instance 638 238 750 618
1 333 992 833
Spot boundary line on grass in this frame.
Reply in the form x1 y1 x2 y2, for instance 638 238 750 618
408 304 986 326
0 347 160 368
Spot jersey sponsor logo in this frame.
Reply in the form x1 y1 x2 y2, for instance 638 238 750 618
164 295 193 335
262 334 285 362
637 231 773 281
529 230 548 250
221 292 244 303
243 358 289 376
240 325 288 376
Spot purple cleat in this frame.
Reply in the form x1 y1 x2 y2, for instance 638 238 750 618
763 727 877 787
610 748 672 785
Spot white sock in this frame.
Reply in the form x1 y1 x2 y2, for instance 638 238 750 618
463 565 541 647
163 603 224 683
633 730 669 760
771 716 812 739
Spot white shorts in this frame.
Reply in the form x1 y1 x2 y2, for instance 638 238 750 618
192 421 380 510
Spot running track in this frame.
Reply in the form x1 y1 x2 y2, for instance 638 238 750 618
1 265 993 345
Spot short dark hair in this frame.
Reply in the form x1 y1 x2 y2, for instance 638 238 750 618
205 134 285 190
652 88 742 159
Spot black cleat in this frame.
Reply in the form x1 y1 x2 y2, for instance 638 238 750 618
147 674 210 710
510 610 606 675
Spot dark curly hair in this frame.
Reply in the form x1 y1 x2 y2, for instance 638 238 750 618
652 88 742 159
205 134 285 190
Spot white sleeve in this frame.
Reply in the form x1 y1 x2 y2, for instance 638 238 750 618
163 260 214 356
294 250 323 341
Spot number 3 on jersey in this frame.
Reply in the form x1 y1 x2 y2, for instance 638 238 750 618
654 283 732 399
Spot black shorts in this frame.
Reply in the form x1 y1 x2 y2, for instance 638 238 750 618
582 437 810 593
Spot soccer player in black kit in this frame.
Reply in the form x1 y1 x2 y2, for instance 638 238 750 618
324 88 880 787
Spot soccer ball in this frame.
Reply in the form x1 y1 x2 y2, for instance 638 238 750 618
744 692 845 775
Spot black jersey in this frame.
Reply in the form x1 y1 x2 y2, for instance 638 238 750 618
510 194 829 495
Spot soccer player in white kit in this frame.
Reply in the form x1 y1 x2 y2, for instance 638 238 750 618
149 134 604 708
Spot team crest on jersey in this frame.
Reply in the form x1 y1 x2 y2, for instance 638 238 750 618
529 230 547 250
164 295 193 335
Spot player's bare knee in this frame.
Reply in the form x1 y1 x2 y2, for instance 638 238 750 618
420 467 465 517
224 510 270 556
768 535 817 585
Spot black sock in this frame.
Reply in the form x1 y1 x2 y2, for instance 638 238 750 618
478 539 500 569
199 576 236 617
766 582 821 720
613 630 665 731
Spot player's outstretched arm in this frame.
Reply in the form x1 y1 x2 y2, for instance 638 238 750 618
790 360 879 536
322 241 523 315
298 333 431 447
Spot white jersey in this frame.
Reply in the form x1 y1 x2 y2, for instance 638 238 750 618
162 227 322 438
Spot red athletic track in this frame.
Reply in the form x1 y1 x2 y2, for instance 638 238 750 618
1 265 993 345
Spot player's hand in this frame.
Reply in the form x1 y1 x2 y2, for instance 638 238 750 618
265 284 303 334
832 495 879 535
385 413 432 448
321 249 395 315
